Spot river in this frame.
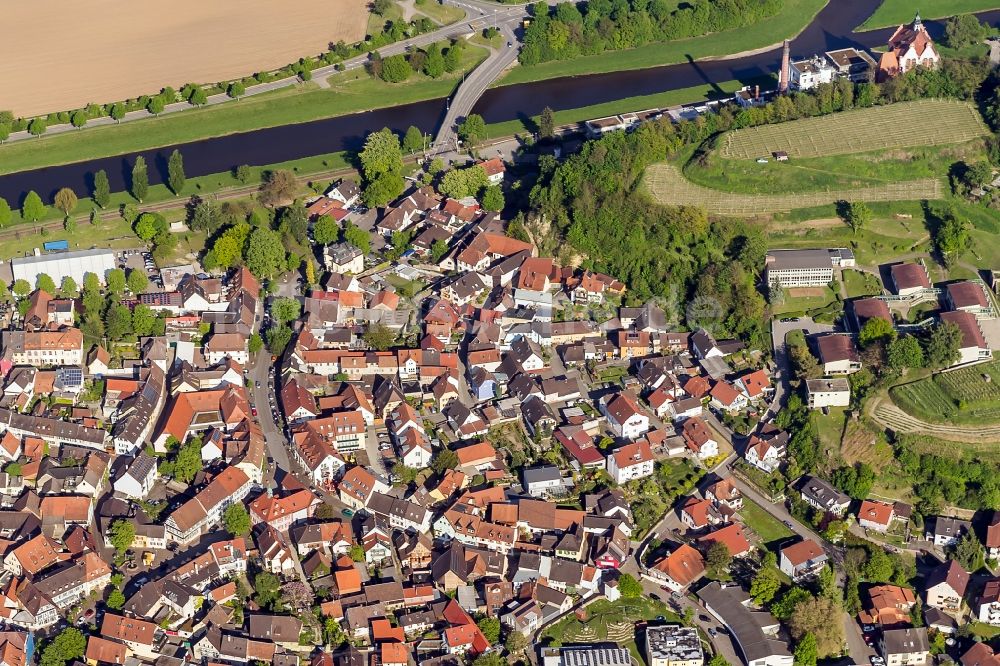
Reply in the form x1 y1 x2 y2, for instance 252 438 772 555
0 0 995 206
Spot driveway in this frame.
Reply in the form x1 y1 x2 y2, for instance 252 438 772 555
765 316 835 420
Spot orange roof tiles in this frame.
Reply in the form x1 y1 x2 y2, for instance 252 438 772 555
653 543 705 587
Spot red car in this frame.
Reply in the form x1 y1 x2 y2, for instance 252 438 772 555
251 407 258 417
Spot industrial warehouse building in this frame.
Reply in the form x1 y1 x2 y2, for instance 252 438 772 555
11 249 116 286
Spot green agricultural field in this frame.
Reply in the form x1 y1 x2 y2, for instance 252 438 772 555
643 163 943 215
684 140 986 195
890 356 1000 425
863 0 1000 28
498 0 827 86
718 100 988 160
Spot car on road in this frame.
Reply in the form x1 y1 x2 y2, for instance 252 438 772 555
255 381 261 388
783 520 793 528
251 407 258 417
507 41 512 47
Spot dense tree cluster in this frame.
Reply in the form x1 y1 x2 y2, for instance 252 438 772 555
894 436 1000 513
529 121 769 349
519 0 782 66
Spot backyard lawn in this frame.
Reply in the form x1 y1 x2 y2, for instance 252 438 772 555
739 498 794 545
813 407 847 452
542 598 681 662
771 286 837 315
843 270 883 298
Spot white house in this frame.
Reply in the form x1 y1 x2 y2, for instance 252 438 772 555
940 311 991 366
112 453 158 499
806 378 851 409
778 539 828 581
790 56 836 90
324 243 365 274
978 580 1000 626
601 393 650 440
607 441 655 485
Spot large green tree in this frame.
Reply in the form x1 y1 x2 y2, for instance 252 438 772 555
271 297 301 324
167 149 186 194
21 191 46 221
944 14 987 48
39 627 86 666
788 597 844 658
313 214 340 245
363 323 396 351
245 227 285 278
108 519 136 554
224 503 251 536
131 156 149 202
93 169 111 208
458 113 487 146
54 188 77 217
359 128 405 207
925 320 963 368
858 317 895 348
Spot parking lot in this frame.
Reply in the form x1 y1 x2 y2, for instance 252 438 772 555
118 248 164 291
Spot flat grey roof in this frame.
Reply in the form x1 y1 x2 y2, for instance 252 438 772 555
698 582 791 664
765 249 833 271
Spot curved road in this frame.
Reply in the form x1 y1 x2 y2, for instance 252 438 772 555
2 0 997 204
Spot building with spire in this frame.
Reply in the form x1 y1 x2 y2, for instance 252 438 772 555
877 12 940 81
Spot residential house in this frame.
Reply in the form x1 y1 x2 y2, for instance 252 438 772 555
929 516 971 548
858 500 896 533
815 334 862 374
939 311 991 365
600 393 649 440
681 417 719 460
607 441 655 485
925 560 969 614
778 539 827 581
648 544 705 593
880 627 930 666
876 13 940 81
798 476 851 516
806 378 851 409
890 262 931 296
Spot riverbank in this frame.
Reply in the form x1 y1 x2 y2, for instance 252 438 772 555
862 0 1000 29
0 46 488 178
0 0 831 179
481 77 771 138
494 0 827 86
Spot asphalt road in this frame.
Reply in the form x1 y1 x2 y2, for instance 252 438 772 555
433 21 521 151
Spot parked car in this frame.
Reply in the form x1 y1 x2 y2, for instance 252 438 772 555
341 509 354 517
